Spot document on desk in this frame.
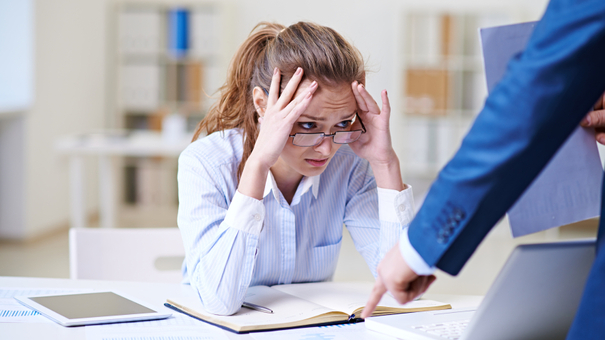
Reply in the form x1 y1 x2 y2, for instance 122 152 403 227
0 288 91 323
480 21 603 237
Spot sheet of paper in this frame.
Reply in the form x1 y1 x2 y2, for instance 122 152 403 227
272 282 448 316
249 322 397 340
0 288 91 323
480 22 603 237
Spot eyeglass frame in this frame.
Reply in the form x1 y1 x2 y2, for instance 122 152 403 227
257 87 367 147
288 112 366 147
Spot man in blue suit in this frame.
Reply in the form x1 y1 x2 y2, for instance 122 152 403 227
362 0 605 337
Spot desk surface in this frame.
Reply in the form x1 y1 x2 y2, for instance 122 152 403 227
0 276 482 340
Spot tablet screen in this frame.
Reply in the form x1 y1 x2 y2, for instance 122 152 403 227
29 292 155 319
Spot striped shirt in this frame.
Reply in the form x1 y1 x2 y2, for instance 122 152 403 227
177 129 414 315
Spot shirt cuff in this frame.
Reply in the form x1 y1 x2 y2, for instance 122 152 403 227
223 191 265 235
399 227 436 275
377 186 415 224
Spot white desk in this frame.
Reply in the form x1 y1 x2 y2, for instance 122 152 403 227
0 276 482 340
55 131 192 229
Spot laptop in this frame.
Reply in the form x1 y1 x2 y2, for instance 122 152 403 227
365 239 595 340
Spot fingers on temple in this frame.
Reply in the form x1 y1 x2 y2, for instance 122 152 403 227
268 67 281 106
352 81 368 111
381 90 391 115
283 82 316 121
276 67 305 108
358 82 381 113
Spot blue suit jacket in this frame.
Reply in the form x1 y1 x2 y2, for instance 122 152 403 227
407 0 605 337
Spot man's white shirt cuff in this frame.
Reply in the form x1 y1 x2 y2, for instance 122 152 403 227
223 191 265 235
399 227 436 275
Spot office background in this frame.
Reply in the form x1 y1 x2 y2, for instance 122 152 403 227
2 0 596 297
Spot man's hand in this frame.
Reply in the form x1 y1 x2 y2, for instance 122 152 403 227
361 242 436 319
580 91 605 144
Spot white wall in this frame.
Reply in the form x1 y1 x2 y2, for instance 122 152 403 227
22 0 108 239
0 0 109 239
0 116 25 239
0 0 34 114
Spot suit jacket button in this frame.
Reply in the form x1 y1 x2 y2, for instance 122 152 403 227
453 209 465 221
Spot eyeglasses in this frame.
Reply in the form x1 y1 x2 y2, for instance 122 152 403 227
289 112 366 147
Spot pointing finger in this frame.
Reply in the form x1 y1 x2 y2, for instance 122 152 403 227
362 277 387 319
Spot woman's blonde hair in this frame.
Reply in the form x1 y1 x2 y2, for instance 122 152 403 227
192 21 366 178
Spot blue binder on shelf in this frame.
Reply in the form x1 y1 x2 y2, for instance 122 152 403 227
168 8 189 58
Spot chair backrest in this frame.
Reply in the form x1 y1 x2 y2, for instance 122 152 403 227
69 228 185 283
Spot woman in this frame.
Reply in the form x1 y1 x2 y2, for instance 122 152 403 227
178 21 414 315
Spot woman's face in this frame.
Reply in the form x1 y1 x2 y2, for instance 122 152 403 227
272 80 358 180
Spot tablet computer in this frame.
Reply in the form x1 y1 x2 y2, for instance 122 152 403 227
15 291 171 326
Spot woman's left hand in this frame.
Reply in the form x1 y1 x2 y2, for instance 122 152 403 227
349 82 405 191
349 81 397 166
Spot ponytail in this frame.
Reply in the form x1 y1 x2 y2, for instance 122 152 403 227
192 22 284 178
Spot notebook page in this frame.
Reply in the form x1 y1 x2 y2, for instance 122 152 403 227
272 282 447 315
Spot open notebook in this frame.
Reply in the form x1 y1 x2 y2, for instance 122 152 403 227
165 281 451 333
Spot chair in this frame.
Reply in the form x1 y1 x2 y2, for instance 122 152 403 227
69 228 185 283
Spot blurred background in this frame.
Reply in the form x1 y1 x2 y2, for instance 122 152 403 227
1 0 597 296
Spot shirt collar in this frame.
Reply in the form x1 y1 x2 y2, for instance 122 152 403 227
263 171 320 201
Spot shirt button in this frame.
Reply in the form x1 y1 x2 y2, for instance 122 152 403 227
253 214 262 222
398 205 406 212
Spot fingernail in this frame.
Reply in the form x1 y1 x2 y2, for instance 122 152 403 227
599 136 605 145
296 67 302 75
310 81 317 88
274 67 278 75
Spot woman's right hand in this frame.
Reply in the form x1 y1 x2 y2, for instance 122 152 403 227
250 67 317 170
238 67 317 201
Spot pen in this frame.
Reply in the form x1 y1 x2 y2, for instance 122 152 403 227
242 301 273 314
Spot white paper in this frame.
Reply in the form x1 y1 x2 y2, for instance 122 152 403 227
249 322 397 340
0 288 91 323
480 22 603 237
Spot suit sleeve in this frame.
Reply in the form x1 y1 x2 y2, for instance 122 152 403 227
408 0 605 275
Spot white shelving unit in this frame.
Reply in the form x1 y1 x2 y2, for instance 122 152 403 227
106 1 232 226
400 9 528 180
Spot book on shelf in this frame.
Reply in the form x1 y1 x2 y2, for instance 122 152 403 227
165 281 451 334
167 8 189 58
